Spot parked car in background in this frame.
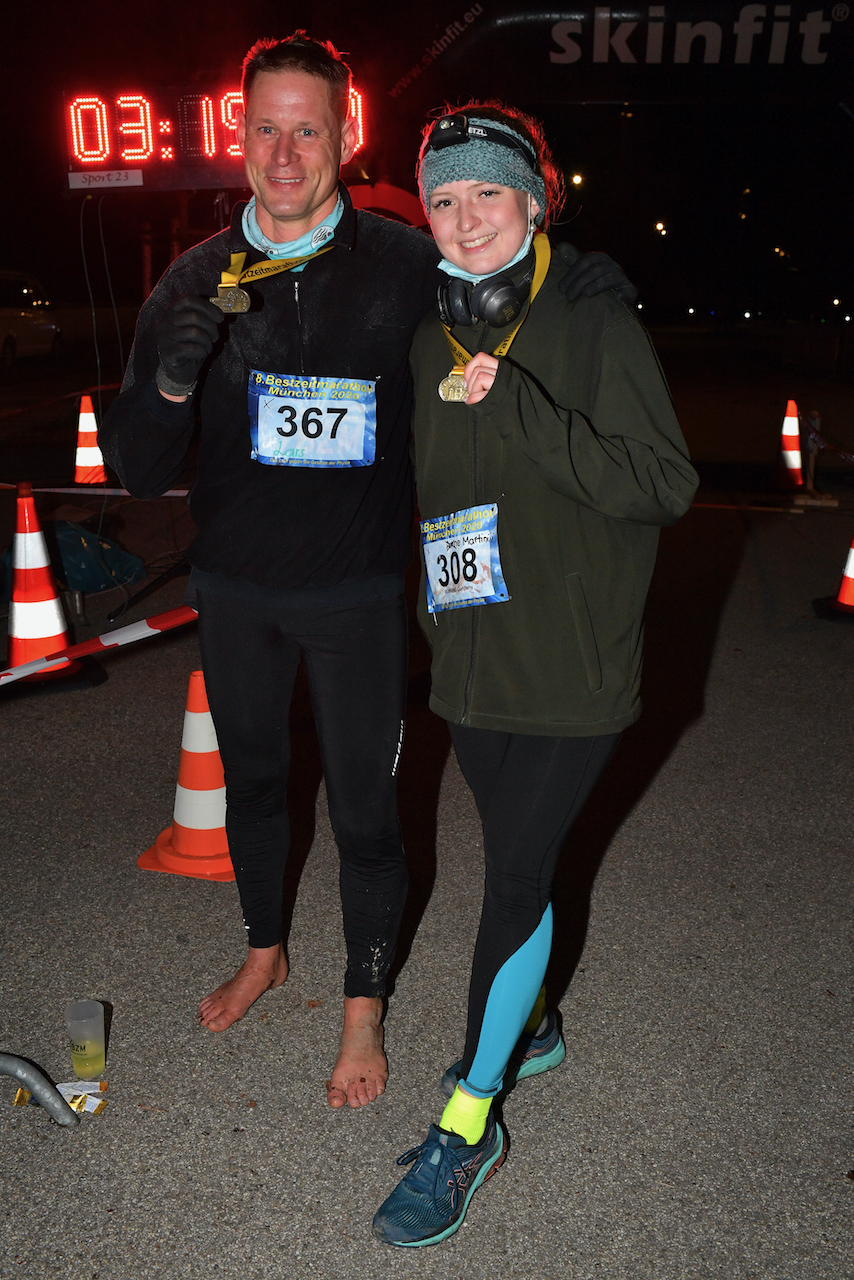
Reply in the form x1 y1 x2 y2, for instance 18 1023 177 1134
0 272 61 369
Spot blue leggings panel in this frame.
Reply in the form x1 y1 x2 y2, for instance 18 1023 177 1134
449 725 620 1098
463 903 553 1098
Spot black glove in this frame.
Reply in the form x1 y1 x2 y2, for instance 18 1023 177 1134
155 295 223 391
554 242 639 306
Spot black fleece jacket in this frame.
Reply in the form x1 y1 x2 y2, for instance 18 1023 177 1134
100 186 440 591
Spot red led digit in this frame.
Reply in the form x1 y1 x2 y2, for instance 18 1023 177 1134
179 94 221 158
70 97 111 163
200 96 216 157
117 95 154 161
349 88 364 152
220 92 242 156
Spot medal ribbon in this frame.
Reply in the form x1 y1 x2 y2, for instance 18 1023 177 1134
218 245 335 290
441 234 551 367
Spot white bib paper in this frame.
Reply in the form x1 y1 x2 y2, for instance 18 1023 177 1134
248 370 377 468
421 503 510 613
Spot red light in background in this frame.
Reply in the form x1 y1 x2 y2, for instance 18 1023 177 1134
66 82 367 186
220 92 242 156
349 88 364 152
117 95 154 161
70 97 110 163
200 96 216 158
178 93 223 159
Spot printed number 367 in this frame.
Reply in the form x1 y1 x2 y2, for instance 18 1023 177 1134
277 404 347 439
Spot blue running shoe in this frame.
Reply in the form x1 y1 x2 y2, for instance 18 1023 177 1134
440 1008 566 1098
372 1113 507 1247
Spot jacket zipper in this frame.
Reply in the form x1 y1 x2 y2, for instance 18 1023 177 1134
294 279 305 373
461 407 482 719
460 321 497 719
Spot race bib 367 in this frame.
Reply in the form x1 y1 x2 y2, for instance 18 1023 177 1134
248 370 377 468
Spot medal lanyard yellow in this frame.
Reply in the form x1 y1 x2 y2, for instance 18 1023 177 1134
218 245 334 289
441 234 551 368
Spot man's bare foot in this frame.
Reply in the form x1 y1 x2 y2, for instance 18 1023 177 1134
326 996 387 1109
198 942 288 1031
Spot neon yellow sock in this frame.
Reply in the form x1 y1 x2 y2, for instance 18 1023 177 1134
440 1086 492 1146
524 985 547 1035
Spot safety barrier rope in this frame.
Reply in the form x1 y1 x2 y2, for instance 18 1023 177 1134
34 488 189 496
0 485 188 495
0 604 198 688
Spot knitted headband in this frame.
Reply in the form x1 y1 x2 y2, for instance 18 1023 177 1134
417 116 547 226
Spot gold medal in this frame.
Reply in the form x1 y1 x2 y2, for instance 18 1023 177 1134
209 284 251 314
438 365 468 403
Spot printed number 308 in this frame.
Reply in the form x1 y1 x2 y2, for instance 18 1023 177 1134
437 547 478 588
277 404 347 439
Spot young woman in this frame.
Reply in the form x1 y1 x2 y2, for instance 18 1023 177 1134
371 104 698 1248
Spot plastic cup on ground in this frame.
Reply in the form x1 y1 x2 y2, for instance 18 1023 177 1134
64 1001 106 1078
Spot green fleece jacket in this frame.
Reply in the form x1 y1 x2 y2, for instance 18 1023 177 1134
411 242 699 736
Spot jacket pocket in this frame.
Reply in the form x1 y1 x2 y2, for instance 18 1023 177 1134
565 573 603 694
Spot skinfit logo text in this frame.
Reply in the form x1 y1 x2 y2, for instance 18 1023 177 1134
550 5 844 66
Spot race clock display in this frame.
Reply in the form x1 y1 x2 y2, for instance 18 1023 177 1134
64 86 365 192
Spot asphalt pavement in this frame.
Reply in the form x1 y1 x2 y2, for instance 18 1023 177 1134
1 333 853 1280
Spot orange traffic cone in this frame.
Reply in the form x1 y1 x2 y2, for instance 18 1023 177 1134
6 482 82 681
74 394 106 485
138 670 235 881
778 399 802 488
813 534 854 621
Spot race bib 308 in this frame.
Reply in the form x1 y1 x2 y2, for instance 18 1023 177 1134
421 502 510 614
248 370 377 468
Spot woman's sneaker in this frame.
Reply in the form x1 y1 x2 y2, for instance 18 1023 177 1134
372 1113 507 1247
440 1009 566 1098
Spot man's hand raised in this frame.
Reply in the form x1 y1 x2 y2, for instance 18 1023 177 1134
155 296 224 398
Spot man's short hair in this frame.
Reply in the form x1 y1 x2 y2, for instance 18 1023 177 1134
242 32 352 124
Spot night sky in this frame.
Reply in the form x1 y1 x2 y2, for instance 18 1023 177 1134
3 0 852 319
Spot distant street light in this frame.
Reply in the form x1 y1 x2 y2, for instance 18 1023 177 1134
571 174 583 186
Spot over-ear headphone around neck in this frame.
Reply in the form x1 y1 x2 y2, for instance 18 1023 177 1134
438 263 535 329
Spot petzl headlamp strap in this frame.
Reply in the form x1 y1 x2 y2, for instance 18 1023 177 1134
441 234 551 367
427 113 538 172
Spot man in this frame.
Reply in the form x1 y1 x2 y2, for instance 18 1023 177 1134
101 32 635 1111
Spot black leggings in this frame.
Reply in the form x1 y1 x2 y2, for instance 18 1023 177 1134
197 589 408 999
450 724 620 1095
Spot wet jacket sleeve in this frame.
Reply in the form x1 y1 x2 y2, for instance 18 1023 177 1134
99 293 197 500
479 309 698 527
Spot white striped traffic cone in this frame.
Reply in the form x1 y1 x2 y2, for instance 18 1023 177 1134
138 670 235 881
779 399 802 488
834 540 854 611
814 533 854 621
74 394 106 485
6 482 82 681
